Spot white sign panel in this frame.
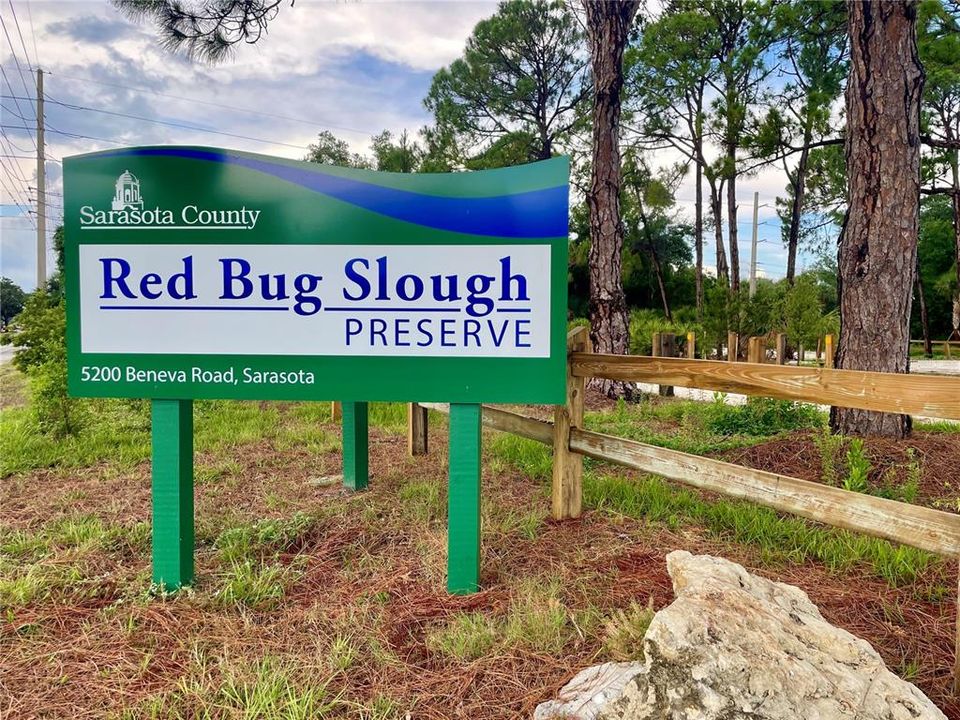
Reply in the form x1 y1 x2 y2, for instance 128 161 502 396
78 244 552 358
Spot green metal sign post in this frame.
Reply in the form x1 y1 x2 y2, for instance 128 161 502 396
64 146 568 593
448 404 482 593
151 399 194 587
342 401 369 491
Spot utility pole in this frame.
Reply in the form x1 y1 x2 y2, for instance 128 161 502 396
35 68 45 289
749 191 758 298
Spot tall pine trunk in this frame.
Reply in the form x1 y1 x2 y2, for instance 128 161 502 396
694 160 704 318
726 149 740 292
831 0 924 438
786 144 810 285
583 0 640 398
951 155 960 339
709 177 729 285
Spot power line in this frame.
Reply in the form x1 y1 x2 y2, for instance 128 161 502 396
24 1 38 70
7 1 34 70
0 65 35 149
0 125 31 153
0 15 36 124
45 93 312 151
2 92 314 151
0 174 35 227
49 71 376 137
2 121 128 147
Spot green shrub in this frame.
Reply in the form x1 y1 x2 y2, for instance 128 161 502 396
628 308 702 356
4 290 90 438
30 355 89 438
705 396 823 437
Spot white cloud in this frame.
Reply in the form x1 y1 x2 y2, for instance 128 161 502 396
1 0 497 289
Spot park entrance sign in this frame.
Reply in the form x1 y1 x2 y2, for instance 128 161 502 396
66 147 567 403
64 146 569 593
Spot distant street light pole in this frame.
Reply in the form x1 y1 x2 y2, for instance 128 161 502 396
749 191 759 298
35 67 45 289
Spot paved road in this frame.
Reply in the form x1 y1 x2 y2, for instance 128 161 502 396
0 344 13 366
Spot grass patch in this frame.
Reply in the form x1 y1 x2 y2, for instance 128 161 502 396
487 433 552 480
397 480 444 524
368 403 408 433
584 472 941 586
584 398 778 455
214 513 317 564
914 419 960 434
124 656 340 719
216 560 298 611
426 576 579 661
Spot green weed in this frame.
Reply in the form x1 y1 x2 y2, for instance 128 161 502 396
602 598 655 661
216 561 296 611
812 427 845 486
843 439 871 493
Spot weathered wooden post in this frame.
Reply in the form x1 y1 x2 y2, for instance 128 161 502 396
687 331 696 360
151 399 194 589
553 326 589 521
946 341 952 360
955 568 959 694
747 336 765 364
775 333 787 365
407 402 428 456
727 332 739 362
331 401 342 422
825 334 835 369
652 332 675 396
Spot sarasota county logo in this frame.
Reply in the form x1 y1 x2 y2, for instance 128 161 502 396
79 170 261 230
112 170 143 212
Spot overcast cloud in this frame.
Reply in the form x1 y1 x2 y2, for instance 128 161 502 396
1 0 816 291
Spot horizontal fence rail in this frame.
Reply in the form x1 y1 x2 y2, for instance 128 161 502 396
421 402 960 558
571 354 960 421
568 427 960 558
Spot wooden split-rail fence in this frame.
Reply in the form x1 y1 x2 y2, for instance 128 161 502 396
405 326 960 692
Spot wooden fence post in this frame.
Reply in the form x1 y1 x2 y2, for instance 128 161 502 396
407 402 428 456
747 336 764 364
825 334 835 369
775 333 787 365
686 331 696 360
946 341 952 360
653 332 675 396
955 564 959 694
553 326 588 521
151 399 194 590
331 401 342 422
727 332 739 362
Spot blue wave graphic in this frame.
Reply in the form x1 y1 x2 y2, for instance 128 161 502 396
100 147 568 238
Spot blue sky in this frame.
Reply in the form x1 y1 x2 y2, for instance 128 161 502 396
1 0 822 292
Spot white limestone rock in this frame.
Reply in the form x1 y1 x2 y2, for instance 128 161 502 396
535 551 946 720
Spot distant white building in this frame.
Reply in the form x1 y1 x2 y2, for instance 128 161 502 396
112 170 143 211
